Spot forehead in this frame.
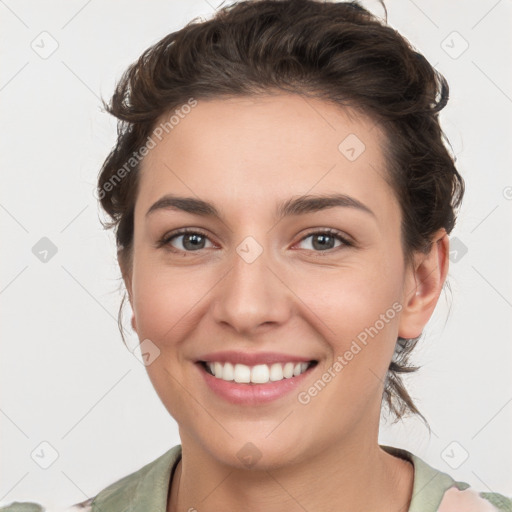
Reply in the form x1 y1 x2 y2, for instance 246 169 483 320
136 93 398 223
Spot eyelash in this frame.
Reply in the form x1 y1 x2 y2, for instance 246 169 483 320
156 227 353 254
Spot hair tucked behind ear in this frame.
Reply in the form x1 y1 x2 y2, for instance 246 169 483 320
98 0 464 425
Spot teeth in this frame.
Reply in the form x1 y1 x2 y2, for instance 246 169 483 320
222 362 234 381
269 363 283 381
234 363 251 383
205 361 313 383
250 364 269 384
283 362 294 378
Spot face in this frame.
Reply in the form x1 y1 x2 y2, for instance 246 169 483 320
126 93 428 469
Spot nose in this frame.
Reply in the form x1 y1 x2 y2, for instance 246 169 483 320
210 243 293 336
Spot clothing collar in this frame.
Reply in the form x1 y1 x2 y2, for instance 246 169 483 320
91 444 457 512
380 445 458 512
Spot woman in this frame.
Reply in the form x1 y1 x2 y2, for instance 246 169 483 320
3 0 510 511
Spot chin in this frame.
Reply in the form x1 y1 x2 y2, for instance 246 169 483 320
197 431 312 472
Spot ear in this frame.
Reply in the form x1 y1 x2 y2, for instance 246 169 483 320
398 228 449 339
118 251 137 333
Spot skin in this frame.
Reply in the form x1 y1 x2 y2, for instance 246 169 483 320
122 93 449 512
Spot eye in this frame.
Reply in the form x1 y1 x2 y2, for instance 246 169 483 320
158 229 215 253
157 228 352 254
295 229 352 252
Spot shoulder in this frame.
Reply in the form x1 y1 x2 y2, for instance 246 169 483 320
0 502 92 512
381 444 512 511
416 459 512 512
0 445 182 512
437 485 512 512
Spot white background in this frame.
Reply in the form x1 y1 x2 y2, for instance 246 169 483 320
1 0 511 508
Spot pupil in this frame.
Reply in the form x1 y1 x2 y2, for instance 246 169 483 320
184 234 204 250
313 234 334 251
181 234 335 251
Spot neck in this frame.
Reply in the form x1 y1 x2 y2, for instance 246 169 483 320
168 432 414 512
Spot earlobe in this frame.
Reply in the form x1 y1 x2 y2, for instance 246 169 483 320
398 229 449 339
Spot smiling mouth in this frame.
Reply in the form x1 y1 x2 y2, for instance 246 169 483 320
198 360 318 385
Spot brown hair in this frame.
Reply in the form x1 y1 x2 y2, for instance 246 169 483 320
98 0 464 424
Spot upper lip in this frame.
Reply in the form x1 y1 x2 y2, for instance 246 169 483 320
196 351 317 366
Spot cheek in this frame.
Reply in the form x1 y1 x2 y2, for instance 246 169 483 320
292 257 404 376
292 267 403 419
131 255 214 345
299 258 402 331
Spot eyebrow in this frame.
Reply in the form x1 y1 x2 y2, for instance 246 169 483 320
146 193 375 220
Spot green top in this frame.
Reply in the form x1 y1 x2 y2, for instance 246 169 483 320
2 444 511 511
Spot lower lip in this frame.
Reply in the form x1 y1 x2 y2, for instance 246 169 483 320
196 362 317 405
